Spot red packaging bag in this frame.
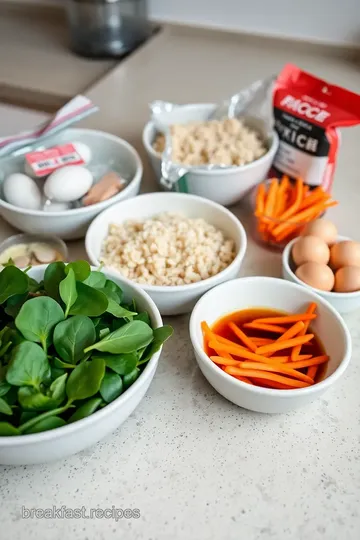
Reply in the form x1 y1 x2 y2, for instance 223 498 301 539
272 63 360 191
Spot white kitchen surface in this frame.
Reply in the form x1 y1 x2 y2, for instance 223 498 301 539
0 23 359 540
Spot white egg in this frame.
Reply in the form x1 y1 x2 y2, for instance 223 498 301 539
73 141 92 164
43 201 70 212
3 173 42 210
44 166 93 203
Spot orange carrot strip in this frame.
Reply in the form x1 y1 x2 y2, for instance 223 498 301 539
255 183 266 215
211 334 248 350
256 334 314 355
228 322 257 352
307 365 318 379
274 176 289 217
264 178 278 218
208 341 281 365
232 375 254 384
291 302 317 361
289 355 329 369
224 367 311 388
252 314 316 324
276 321 305 342
277 177 304 221
298 187 329 210
201 321 214 344
250 337 274 345
243 322 287 333
273 200 338 239
238 362 314 384
251 377 293 390
270 354 312 363
210 356 241 367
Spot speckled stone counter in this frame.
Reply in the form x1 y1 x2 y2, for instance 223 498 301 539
1 24 360 540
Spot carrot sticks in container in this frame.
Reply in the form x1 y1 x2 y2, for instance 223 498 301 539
201 303 329 390
253 177 338 248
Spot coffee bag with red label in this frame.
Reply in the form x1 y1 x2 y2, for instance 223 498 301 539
272 63 360 191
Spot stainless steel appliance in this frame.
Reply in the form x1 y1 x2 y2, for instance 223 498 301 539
66 0 155 58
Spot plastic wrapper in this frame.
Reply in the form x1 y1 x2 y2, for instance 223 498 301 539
150 77 275 191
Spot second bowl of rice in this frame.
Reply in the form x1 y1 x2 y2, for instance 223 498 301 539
85 192 247 315
142 103 279 206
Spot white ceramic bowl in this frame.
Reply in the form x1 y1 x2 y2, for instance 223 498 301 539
0 265 163 466
0 128 143 240
189 277 351 414
142 103 279 206
86 192 247 316
282 235 360 314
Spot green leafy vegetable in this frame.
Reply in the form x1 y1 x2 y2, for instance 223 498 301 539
53 315 96 364
44 261 66 302
123 368 140 389
0 422 20 436
138 326 174 364
65 260 91 282
59 268 77 317
66 358 105 401
23 416 66 434
68 397 103 423
97 353 138 375
18 373 67 411
69 282 108 317
0 266 29 304
83 271 106 289
6 342 50 388
100 371 123 403
0 260 173 436
15 296 64 351
0 397 12 415
85 321 153 354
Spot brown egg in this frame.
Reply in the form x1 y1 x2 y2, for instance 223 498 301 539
329 240 360 270
296 262 335 291
301 218 338 245
292 235 330 267
334 266 360 293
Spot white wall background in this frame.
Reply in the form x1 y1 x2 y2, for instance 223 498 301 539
4 0 360 46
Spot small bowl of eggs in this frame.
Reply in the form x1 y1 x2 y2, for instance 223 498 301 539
282 218 360 314
0 128 143 240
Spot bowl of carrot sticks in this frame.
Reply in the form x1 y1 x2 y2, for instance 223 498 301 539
189 276 351 413
252 177 338 250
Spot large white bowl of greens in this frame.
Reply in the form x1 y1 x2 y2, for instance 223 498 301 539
0 260 172 465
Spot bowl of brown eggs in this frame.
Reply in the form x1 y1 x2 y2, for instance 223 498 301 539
282 218 360 314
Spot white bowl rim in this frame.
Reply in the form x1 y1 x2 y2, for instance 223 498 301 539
142 118 279 177
85 191 247 293
0 128 143 217
0 265 163 446
283 235 360 299
189 276 352 397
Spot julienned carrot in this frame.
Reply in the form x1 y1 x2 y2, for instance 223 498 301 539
277 177 304 222
288 355 329 369
250 337 274 345
256 334 314 355
271 354 312 363
238 362 314 384
224 367 311 388
201 322 247 353
291 302 317 361
252 314 316 324
228 322 257 352
251 377 293 390
307 365 318 380
255 183 266 216
276 321 305 342
272 200 338 239
208 341 282 365
264 179 278 218
210 356 241 367
243 322 287 333
210 342 234 360
233 375 254 385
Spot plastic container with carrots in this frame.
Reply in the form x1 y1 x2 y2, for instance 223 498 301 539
252 176 338 250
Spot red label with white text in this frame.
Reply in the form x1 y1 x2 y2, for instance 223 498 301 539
25 143 85 177
271 64 360 191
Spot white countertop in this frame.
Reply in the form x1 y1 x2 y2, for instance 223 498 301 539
1 25 360 540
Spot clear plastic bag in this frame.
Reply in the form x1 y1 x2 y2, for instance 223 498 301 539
150 76 275 191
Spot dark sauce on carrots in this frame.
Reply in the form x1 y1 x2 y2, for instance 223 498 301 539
205 308 328 384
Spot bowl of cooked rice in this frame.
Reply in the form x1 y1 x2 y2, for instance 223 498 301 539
142 103 279 206
85 192 247 315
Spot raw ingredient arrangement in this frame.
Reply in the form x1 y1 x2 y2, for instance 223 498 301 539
0 62 359 466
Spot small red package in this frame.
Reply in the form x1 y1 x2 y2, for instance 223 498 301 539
272 63 360 191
